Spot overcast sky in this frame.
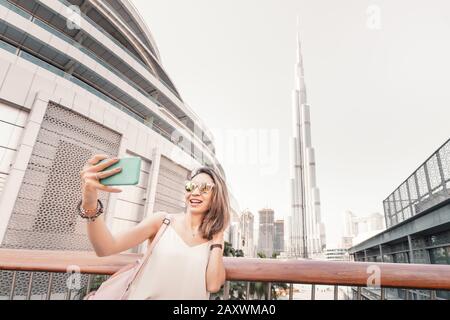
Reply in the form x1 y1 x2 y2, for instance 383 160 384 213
132 0 450 246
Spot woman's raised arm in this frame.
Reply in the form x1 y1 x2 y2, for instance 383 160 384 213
80 154 166 256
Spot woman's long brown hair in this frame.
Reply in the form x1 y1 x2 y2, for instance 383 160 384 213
187 167 230 240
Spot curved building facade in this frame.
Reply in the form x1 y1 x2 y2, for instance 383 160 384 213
0 0 231 299
0 0 236 299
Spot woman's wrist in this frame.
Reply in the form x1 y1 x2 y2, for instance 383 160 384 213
81 189 98 211
81 200 97 211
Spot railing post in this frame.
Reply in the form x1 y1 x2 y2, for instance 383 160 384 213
65 270 75 300
46 273 53 300
311 284 316 300
289 283 293 300
435 152 446 191
26 272 34 300
334 285 338 300
357 287 362 300
379 245 384 262
223 281 229 300
422 163 432 195
245 282 250 300
430 290 437 300
413 172 421 201
407 235 415 263
66 287 72 300
266 282 272 300
405 178 414 215
9 271 17 300
381 287 385 300
85 274 93 297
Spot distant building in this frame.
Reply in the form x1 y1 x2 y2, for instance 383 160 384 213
257 208 275 257
320 222 327 251
240 209 255 257
274 219 285 255
285 216 292 256
229 222 241 251
324 248 350 261
343 211 385 248
341 236 354 250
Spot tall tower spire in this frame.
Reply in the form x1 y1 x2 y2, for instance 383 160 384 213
289 18 325 259
295 16 307 105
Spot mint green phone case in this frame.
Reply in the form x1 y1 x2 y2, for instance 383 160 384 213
99 157 141 186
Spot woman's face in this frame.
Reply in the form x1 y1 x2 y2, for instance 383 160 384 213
185 173 214 214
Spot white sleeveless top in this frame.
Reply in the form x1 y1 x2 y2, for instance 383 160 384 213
127 215 212 300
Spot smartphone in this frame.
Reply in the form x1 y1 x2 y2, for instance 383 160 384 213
98 157 141 186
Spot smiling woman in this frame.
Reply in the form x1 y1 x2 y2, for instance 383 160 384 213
80 155 230 299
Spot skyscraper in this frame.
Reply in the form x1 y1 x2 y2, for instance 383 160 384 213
257 208 274 257
274 219 285 255
240 209 255 257
289 23 325 259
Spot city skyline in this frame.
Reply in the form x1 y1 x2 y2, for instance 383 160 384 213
0 0 448 302
134 0 450 246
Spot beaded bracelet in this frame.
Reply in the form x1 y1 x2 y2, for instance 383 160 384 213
77 199 104 222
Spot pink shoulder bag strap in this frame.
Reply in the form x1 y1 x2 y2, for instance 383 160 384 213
121 213 172 299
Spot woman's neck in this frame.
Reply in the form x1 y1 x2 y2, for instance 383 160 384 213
185 210 203 230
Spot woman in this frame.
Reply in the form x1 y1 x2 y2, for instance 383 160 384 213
79 154 230 299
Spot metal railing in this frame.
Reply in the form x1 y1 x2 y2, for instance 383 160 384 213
383 139 450 228
1 249 450 300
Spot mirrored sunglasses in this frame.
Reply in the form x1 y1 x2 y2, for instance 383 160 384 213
184 181 215 194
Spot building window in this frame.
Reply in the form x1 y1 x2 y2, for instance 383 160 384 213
393 252 409 263
429 246 450 265
429 246 450 299
427 230 450 247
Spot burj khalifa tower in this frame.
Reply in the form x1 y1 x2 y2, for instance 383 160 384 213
288 26 326 259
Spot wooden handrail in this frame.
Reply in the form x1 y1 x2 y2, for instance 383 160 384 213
1 249 450 290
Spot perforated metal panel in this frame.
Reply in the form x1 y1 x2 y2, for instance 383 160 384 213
153 156 189 213
383 139 450 228
0 102 121 299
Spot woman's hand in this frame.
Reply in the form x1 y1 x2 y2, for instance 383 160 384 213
80 154 122 213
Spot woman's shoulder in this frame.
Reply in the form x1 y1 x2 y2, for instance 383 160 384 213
149 211 171 228
152 211 183 224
